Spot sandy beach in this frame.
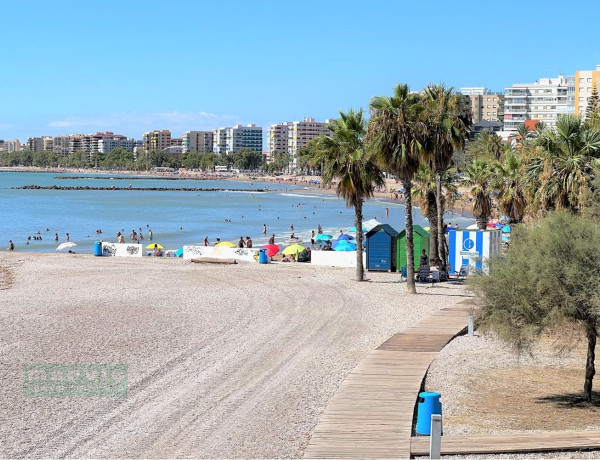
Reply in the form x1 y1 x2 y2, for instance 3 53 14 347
0 253 469 458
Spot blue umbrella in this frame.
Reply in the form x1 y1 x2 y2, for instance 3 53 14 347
174 247 184 257
334 242 357 251
502 235 510 243
348 227 367 233
502 225 511 233
315 234 333 241
337 233 355 241
333 239 356 249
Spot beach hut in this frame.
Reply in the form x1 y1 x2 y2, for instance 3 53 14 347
366 224 398 271
447 228 502 275
396 225 430 271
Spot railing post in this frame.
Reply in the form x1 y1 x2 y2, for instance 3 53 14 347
430 414 442 459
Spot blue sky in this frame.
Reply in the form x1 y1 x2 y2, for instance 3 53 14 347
2 0 599 142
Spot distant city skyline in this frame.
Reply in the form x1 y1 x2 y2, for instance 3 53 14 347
2 1 600 141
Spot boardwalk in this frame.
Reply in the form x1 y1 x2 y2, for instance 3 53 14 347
303 305 469 459
410 431 600 456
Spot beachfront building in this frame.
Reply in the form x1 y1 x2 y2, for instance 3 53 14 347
96 134 134 153
182 131 213 153
503 74 569 132
573 64 600 119
212 124 262 155
26 137 45 152
267 122 291 154
4 139 21 153
268 117 331 167
460 88 504 124
52 136 70 156
143 130 171 153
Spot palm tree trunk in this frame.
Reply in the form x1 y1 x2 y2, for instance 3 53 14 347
435 172 447 268
355 198 365 282
403 179 417 294
427 191 439 262
584 321 597 402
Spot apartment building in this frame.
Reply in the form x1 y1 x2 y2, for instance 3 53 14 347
503 74 569 132
53 136 70 156
267 122 291 154
27 137 45 152
574 65 600 119
143 130 171 152
182 131 214 153
268 117 331 166
212 124 262 155
460 88 504 124
4 139 21 153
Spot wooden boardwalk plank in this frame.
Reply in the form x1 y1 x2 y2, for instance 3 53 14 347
410 431 600 455
303 306 469 459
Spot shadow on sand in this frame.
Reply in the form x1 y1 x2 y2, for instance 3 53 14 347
536 391 600 408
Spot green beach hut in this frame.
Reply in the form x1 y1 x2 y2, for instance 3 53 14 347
396 225 430 272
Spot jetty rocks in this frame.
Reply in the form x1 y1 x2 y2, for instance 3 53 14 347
16 185 267 192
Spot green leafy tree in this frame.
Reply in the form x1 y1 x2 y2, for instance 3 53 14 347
586 85 600 120
367 83 424 293
525 115 600 214
423 84 470 268
234 148 262 170
464 158 493 229
492 149 527 223
469 131 503 161
315 109 385 281
470 212 600 402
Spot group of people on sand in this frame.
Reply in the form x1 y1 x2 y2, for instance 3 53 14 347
237 236 253 248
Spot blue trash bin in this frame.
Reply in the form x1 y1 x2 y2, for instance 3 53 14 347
416 391 442 435
94 241 103 256
259 248 268 264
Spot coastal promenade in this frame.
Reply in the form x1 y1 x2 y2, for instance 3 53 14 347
304 305 470 459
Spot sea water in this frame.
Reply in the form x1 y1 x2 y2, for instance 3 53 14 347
0 172 473 253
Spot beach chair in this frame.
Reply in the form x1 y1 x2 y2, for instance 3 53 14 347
417 266 431 283
456 264 470 279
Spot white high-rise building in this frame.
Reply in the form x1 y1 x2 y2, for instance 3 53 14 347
268 117 331 167
504 74 569 132
212 124 262 155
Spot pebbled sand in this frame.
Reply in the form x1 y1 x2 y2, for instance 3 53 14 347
0 253 469 458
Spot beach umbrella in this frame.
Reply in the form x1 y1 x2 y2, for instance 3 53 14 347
282 243 305 255
146 243 165 249
315 234 333 241
499 215 510 223
337 233 355 241
261 244 280 257
335 243 356 251
466 224 478 230
56 242 77 251
502 225 511 233
363 218 381 231
348 227 367 233
174 247 184 257
216 241 237 247
502 235 510 243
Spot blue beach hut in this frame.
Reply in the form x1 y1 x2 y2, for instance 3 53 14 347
366 224 398 271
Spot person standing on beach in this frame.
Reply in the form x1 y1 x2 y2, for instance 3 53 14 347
203 236 209 246
263 224 267 235
268 234 275 245
8 240 14 251
238 236 245 248
246 236 252 248
149 229 153 241
311 230 315 245
317 224 322 234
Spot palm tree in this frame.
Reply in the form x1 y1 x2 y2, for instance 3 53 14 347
464 159 494 229
492 149 527 223
526 115 600 214
412 164 458 262
515 123 533 148
422 84 469 269
367 83 424 294
315 109 385 281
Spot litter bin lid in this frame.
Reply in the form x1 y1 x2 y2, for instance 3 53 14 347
419 391 440 398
